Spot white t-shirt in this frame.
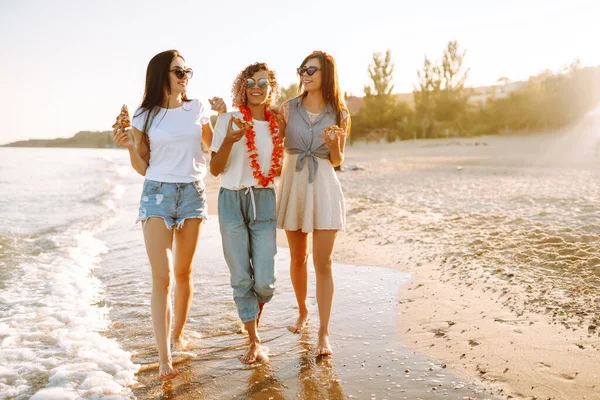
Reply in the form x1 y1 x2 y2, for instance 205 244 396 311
132 99 210 183
211 111 276 190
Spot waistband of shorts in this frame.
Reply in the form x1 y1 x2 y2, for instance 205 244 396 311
220 186 274 193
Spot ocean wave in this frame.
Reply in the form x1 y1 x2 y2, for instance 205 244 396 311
0 227 139 398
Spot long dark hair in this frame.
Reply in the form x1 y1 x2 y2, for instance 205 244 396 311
231 62 280 108
134 50 191 143
298 51 349 130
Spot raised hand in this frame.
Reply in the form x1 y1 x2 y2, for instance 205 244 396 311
209 97 227 115
224 116 250 144
113 127 134 148
323 125 344 149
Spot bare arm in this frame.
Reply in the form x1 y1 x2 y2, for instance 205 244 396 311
113 127 150 176
271 102 289 176
203 96 228 154
272 101 289 140
201 123 213 153
209 116 248 176
324 115 350 168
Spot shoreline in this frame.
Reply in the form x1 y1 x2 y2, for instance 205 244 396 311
330 231 599 400
205 132 600 400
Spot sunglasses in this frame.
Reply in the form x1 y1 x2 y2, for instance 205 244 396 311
246 78 270 89
170 67 193 80
297 66 321 76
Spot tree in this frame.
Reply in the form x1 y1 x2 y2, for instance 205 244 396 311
413 41 470 137
354 50 412 140
413 57 439 138
365 50 395 96
483 64 600 133
275 83 299 107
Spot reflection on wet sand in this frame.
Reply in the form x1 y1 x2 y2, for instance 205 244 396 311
99 218 498 399
234 362 286 400
295 332 345 400
132 330 345 400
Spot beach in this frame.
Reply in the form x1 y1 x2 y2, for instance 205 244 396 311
307 126 600 399
1 125 599 399
0 148 496 399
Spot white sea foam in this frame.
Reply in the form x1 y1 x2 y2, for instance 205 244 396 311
0 230 139 399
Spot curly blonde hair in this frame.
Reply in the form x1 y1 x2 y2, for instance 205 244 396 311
231 62 280 108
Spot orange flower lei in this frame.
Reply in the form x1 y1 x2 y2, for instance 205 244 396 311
239 105 284 187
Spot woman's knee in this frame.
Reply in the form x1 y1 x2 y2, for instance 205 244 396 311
314 259 333 277
152 273 172 292
174 267 192 284
231 276 254 294
254 281 275 300
290 252 309 268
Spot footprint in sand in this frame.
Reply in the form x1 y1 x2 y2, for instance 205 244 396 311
560 373 577 381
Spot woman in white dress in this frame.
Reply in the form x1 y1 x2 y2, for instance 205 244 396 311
276 50 350 356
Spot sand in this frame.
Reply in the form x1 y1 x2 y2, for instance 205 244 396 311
203 129 600 400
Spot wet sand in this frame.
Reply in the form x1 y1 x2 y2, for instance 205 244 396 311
112 217 498 399
301 129 600 399
99 126 600 399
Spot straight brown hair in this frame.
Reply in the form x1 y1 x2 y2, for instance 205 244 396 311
298 51 349 132
134 50 192 144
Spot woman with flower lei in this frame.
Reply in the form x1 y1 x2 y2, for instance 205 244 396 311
274 51 350 357
209 62 282 364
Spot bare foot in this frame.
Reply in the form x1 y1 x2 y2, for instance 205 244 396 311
241 342 268 364
158 362 179 381
288 312 309 334
316 334 333 357
237 322 247 334
172 335 191 352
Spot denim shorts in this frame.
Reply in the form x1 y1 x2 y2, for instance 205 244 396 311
136 179 208 230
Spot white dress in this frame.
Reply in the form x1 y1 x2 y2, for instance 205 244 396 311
276 100 346 233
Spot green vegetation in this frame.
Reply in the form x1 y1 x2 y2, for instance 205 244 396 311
2 131 116 148
7 47 600 148
351 42 600 142
352 50 412 143
276 83 299 107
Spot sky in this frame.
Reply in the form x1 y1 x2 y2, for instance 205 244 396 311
0 0 598 144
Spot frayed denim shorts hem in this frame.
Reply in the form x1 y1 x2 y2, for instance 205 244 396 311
136 179 208 230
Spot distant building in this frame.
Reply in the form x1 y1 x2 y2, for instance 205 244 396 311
467 81 525 108
345 81 526 113
344 92 414 114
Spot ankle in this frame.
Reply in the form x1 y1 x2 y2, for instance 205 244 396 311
173 330 185 339
318 329 330 337
299 307 309 316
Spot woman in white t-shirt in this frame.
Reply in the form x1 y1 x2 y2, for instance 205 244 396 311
112 49 226 381
209 63 283 364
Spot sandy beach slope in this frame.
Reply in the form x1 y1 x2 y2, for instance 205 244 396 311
205 130 600 400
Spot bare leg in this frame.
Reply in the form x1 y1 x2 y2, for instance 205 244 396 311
172 219 202 351
312 229 338 356
257 302 265 328
143 218 178 380
240 302 264 333
286 230 310 333
241 319 268 364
